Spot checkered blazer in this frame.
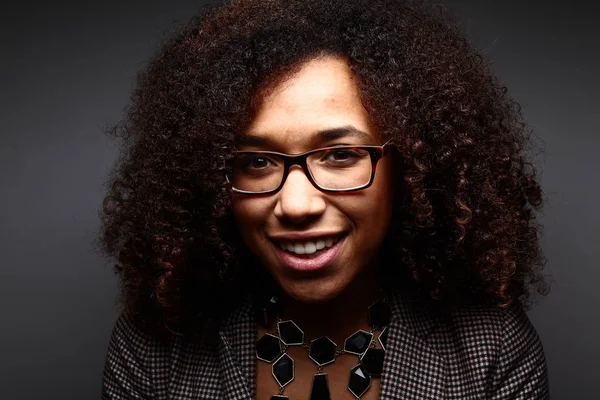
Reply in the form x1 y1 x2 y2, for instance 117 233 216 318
101 289 549 399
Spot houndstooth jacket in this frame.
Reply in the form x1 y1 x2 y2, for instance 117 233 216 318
101 288 549 399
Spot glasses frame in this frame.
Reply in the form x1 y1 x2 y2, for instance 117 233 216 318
225 139 393 195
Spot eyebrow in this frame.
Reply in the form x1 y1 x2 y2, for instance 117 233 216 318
236 125 372 148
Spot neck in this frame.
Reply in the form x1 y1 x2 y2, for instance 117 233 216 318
278 269 383 345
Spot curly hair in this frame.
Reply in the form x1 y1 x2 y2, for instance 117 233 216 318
95 0 548 341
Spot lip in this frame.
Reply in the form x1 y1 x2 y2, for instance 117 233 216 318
271 234 347 273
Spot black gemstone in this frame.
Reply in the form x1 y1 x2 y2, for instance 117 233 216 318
368 300 391 328
309 337 337 366
344 330 373 355
378 327 388 350
310 373 331 400
272 353 294 387
256 333 281 363
348 364 371 398
360 348 385 377
270 396 289 400
278 320 304 345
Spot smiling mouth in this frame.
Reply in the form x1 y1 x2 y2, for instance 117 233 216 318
271 235 343 257
270 234 347 272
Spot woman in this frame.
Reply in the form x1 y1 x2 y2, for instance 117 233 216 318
98 0 549 399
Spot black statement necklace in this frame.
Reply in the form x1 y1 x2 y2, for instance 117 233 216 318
255 295 391 400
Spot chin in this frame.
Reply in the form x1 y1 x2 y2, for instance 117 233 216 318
280 279 344 304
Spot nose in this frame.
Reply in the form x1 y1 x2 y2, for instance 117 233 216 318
273 166 326 223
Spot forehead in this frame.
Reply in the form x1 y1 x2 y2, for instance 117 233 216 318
241 56 378 151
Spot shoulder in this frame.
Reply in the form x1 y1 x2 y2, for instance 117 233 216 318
105 313 176 361
444 303 532 340
427 303 549 398
102 314 163 399
440 303 542 360
392 290 542 355
102 312 226 400
101 313 189 399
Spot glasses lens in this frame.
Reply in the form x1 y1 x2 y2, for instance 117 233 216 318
308 147 372 190
230 153 284 192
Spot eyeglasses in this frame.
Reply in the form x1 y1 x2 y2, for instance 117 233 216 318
225 140 392 194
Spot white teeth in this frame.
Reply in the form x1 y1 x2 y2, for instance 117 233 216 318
294 243 306 254
278 236 341 255
304 242 317 254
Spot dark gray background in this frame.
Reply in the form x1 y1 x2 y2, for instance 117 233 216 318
1 0 598 398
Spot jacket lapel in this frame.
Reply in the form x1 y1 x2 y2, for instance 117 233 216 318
379 290 447 399
217 298 256 400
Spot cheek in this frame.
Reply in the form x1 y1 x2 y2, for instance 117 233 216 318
231 197 269 238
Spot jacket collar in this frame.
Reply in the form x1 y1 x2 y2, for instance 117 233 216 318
217 288 447 399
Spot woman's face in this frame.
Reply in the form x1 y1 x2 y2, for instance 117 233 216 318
231 55 395 303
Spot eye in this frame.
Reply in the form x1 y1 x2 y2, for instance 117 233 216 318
322 149 361 164
247 156 270 169
235 154 279 172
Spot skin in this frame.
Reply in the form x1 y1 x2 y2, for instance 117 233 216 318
232 54 395 399
231 55 395 328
